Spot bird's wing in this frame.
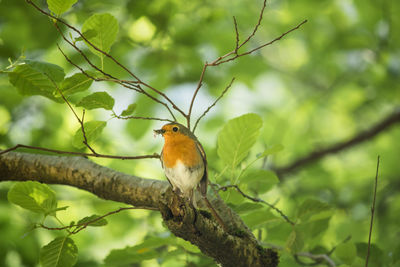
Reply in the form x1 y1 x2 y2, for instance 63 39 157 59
160 149 174 189
195 141 208 196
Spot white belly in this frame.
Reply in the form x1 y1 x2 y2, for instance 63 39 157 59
164 160 204 197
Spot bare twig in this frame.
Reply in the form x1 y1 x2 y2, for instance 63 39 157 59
365 156 380 267
192 78 235 133
38 206 158 234
187 0 307 130
112 114 175 123
216 19 308 65
262 243 336 266
237 0 267 50
295 252 336 267
26 0 137 82
0 144 160 160
275 109 400 177
233 16 240 52
56 39 177 121
46 75 98 154
187 63 208 129
26 0 183 120
215 184 295 225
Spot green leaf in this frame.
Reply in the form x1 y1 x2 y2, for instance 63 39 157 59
355 242 384 267
286 229 304 253
47 0 78 16
48 206 69 214
58 73 93 96
77 215 107 227
240 169 279 194
120 103 137 116
75 29 97 42
40 237 78 267
335 241 357 265
104 236 174 265
8 64 62 103
257 144 284 159
217 113 263 169
298 217 331 239
81 13 119 56
76 92 115 110
7 181 57 215
175 238 200 254
241 209 278 229
230 202 264 215
25 60 65 83
72 120 107 149
296 199 331 222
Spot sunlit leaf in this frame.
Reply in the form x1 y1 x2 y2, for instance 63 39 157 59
104 236 174 265
355 242 385 267
8 65 62 103
335 241 357 265
81 13 119 56
240 169 279 194
24 60 65 83
72 120 107 149
47 0 78 16
75 29 97 42
230 202 264 215
7 181 57 215
40 237 78 267
241 209 278 228
217 113 263 169
257 144 284 159
286 229 304 253
58 73 93 96
120 103 137 116
76 92 115 110
296 199 331 222
77 215 107 227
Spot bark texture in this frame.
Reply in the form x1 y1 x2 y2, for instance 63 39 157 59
0 151 278 267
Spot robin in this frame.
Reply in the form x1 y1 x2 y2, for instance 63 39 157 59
154 122 207 207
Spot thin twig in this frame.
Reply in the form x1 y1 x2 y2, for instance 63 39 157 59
57 41 177 121
187 0 307 131
0 144 160 160
215 19 308 65
38 206 158 234
295 252 336 267
233 16 240 52
215 184 295 225
192 78 235 133
365 156 380 267
262 243 336 266
275 109 400 177
237 0 267 50
112 114 175 123
187 63 208 129
26 0 182 120
46 75 98 154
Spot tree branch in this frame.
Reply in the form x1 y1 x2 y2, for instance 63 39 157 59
0 144 159 160
274 108 400 178
365 156 380 267
0 152 278 267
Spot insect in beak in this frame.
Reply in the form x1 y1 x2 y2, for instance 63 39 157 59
154 129 165 136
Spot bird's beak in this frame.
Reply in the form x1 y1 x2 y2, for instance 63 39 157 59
154 129 165 135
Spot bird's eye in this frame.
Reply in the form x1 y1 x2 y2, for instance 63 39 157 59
172 126 179 132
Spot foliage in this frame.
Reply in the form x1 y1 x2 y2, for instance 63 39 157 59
0 0 399 266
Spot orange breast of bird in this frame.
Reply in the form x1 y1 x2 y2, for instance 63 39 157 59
162 133 202 169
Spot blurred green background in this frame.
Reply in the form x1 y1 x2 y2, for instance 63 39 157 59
0 0 399 266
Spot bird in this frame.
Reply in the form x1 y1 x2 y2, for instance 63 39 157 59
154 122 207 207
